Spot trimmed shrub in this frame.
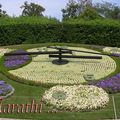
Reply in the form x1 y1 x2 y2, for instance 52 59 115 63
0 17 61 45
62 19 120 47
0 17 120 47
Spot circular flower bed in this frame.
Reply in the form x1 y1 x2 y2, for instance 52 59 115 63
8 47 116 85
0 81 14 98
92 73 120 94
43 85 109 112
4 49 31 69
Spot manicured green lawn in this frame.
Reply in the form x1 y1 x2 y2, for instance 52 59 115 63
0 43 120 120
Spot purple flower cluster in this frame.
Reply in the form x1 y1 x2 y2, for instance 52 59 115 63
94 73 120 93
0 81 13 96
111 53 120 57
4 50 31 69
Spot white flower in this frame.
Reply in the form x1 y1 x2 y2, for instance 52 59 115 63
43 85 109 111
0 48 15 57
103 47 120 54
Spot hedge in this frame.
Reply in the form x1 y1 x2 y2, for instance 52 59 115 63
0 17 61 45
0 24 61 45
0 17 120 47
62 19 120 47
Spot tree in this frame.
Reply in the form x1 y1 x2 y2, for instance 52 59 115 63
79 6 101 20
62 0 79 20
77 0 92 13
20 1 45 16
111 6 120 19
62 0 93 20
94 2 120 20
0 4 7 17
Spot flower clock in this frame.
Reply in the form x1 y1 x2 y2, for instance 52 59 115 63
8 47 116 85
0 81 14 99
43 85 109 112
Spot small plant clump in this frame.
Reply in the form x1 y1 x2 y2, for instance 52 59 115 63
0 80 14 98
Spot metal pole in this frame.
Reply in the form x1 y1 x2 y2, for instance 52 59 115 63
59 48 62 63
112 95 117 120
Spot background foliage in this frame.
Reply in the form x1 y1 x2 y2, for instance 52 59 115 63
0 4 7 17
0 17 120 47
0 1 120 47
20 1 45 17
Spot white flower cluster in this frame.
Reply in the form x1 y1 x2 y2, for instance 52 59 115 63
0 48 14 57
9 47 116 84
103 47 120 54
43 85 109 111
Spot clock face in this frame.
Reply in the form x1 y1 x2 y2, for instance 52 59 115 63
7 47 116 85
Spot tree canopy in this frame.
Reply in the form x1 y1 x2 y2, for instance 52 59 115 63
62 0 79 20
93 2 120 20
61 0 94 20
62 0 120 20
80 6 101 20
20 1 45 16
0 4 7 17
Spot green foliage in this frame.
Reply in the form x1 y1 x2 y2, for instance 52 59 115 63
0 4 7 17
0 16 59 25
62 0 93 20
0 17 61 45
94 2 120 20
79 6 101 20
0 17 120 47
111 6 120 19
62 0 79 20
62 19 120 47
20 1 45 16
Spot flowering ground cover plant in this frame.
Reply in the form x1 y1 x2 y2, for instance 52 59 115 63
4 49 31 69
103 47 120 55
8 47 116 85
0 80 14 98
92 73 120 94
43 85 109 112
111 53 120 57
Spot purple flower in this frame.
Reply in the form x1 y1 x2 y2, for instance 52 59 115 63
0 81 13 96
92 73 120 93
0 81 5 85
111 53 120 57
0 90 3 95
4 49 31 69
